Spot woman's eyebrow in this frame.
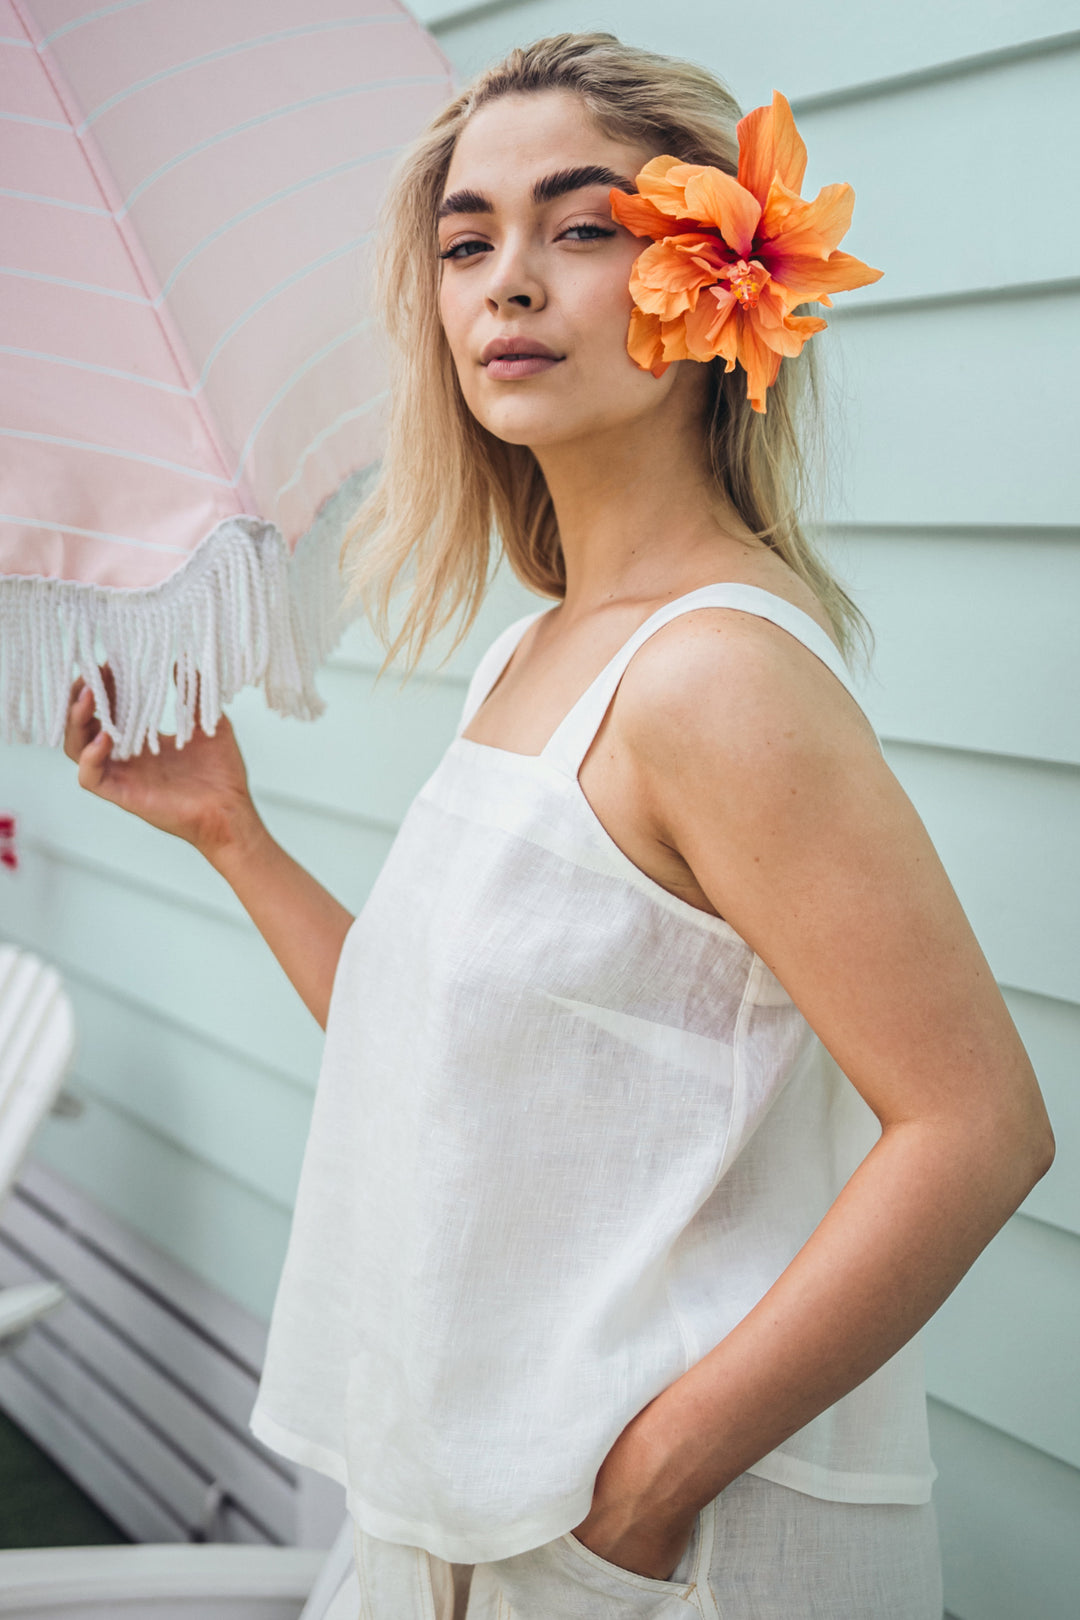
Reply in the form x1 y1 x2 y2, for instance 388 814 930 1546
533 165 638 204
436 164 637 222
436 188 490 222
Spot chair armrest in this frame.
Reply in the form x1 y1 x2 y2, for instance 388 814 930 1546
0 1543 326 1614
0 1282 65 1345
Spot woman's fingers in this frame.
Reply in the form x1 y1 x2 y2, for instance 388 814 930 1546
77 726 113 793
63 663 120 762
63 681 99 761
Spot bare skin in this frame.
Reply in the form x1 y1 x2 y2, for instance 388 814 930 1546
63 670 352 1030
67 85 1054 1584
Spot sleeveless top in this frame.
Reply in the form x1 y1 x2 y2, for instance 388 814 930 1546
248 583 937 1564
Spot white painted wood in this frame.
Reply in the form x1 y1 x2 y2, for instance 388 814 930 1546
0 1192 268 1426
929 1397 1080 1620
53 979 313 1211
2 741 395 933
841 529 1080 767
294 1471 349 1554
13 1330 236 1538
422 0 1080 107
923 1214 1080 1472
796 44 1080 305
17 1162 273 1374
0 1356 188 1543
0 1165 311 1543
0 1543 324 1615
0 1280 64 1343
21 1099 293 1322
0 946 75 1199
0 1248 294 1541
824 288 1080 528
3 743 255 927
0 852 325 1088
882 742 1080 1005
1008 989 1080 1237
229 663 467 829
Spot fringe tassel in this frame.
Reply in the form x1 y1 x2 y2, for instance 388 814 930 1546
0 469 373 760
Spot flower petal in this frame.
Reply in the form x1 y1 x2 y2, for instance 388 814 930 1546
657 316 692 363
784 312 830 342
737 91 807 210
736 315 784 413
743 278 792 338
629 235 723 319
682 285 740 364
635 155 701 217
768 248 884 303
765 181 856 256
759 180 883 301
759 176 807 243
682 168 761 258
609 189 676 240
626 308 668 376
752 299 828 359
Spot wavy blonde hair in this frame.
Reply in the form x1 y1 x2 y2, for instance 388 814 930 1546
340 31 871 673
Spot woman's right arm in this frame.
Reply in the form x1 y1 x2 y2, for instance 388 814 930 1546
64 675 354 1030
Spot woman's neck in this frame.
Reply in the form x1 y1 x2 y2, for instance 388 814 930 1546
528 378 761 619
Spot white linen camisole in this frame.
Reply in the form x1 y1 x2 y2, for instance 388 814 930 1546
248 583 937 1565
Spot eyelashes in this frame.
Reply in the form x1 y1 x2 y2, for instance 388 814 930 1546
437 240 490 262
437 222 617 261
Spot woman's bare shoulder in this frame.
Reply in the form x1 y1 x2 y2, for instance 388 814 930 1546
614 584 874 772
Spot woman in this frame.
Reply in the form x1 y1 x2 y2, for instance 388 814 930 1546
64 32 1053 1620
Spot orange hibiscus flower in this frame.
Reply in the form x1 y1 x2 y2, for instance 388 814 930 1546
609 91 883 411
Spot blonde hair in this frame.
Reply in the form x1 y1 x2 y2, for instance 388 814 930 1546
340 31 872 673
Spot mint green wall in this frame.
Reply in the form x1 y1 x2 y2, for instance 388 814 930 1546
1 3 1076 1614
0 566 541 1317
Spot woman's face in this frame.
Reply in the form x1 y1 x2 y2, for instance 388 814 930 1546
436 89 691 450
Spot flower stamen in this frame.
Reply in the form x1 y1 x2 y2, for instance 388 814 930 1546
724 259 767 308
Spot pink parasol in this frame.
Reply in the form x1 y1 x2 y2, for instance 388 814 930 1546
0 0 453 755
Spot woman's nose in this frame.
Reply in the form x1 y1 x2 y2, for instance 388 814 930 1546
484 243 545 314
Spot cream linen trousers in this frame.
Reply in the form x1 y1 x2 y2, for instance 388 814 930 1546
348 1474 944 1619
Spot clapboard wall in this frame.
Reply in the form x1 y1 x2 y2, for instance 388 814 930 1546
0 1 1077 1614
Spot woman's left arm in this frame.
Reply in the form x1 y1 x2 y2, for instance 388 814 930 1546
572 611 1055 1578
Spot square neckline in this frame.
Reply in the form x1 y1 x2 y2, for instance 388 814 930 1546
453 582 852 764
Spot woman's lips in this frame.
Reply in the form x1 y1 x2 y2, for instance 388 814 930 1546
484 355 562 379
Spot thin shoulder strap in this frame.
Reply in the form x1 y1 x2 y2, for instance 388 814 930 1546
455 606 550 737
541 582 877 777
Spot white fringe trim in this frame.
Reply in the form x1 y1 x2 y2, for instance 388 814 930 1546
0 469 374 760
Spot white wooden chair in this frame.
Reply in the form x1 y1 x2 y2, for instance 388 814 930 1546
0 944 360 1618
0 1513 357 1618
0 944 74 1348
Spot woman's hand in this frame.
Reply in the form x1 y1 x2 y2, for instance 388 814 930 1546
62 665 354 1029
570 1399 702 1582
63 667 258 860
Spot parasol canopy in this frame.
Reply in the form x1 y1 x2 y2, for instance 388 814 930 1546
1 0 453 755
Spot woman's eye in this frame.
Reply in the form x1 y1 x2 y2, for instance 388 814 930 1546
438 239 491 261
433 221 615 259
560 223 617 242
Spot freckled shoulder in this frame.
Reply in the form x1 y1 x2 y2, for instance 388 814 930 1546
611 605 875 764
